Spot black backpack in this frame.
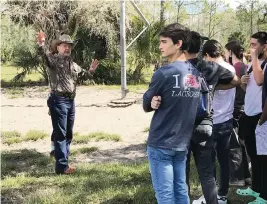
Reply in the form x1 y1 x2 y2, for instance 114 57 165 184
192 60 213 119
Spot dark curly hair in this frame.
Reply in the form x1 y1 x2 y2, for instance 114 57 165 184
202 40 224 58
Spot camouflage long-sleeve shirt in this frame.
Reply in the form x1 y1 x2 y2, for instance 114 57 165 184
38 45 93 93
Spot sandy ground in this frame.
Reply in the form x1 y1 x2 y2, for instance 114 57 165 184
1 86 153 163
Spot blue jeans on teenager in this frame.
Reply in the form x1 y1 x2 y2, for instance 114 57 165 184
147 146 189 204
48 93 75 173
212 118 233 197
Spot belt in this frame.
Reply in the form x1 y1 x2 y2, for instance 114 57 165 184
52 91 76 99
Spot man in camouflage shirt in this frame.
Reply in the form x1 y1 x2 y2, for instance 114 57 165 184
37 32 99 174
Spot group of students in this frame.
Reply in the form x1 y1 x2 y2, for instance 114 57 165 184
143 23 267 204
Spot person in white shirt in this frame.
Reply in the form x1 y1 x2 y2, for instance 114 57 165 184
201 40 236 204
237 32 267 204
225 41 252 187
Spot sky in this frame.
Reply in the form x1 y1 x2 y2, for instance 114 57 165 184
225 0 240 10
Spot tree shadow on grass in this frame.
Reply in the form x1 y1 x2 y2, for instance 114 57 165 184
1 149 56 203
1 149 54 178
1 147 152 203
2 161 155 204
1 148 253 204
79 143 147 164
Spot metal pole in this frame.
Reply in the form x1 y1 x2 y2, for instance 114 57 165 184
127 0 149 50
120 0 127 99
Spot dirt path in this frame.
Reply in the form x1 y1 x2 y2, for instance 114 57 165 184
1 86 153 163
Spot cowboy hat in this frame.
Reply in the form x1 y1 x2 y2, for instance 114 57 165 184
51 34 74 53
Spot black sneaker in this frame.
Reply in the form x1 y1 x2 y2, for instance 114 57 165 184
229 180 245 186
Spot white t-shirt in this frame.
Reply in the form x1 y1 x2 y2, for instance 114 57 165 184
213 60 236 124
244 60 266 116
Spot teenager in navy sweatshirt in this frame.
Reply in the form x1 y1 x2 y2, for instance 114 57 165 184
143 23 201 204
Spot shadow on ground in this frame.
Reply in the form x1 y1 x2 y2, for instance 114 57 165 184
1 148 253 204
1 149 54 178
77 143 147 164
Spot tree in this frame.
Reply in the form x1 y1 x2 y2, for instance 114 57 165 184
201 0 234 39
175 0 184 23
236 0 267 37
128 18 161 83
228 32 247 46
2 0 123 83
188 0 239 46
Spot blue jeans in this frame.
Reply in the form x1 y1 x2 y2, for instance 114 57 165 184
212 118 233 196
147 146 189 204
48 93 75 173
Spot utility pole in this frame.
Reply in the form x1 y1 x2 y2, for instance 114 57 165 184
119 0 149 99
120 0 127 99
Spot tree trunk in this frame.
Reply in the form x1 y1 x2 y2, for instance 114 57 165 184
160 0 166 26
176 0 183 23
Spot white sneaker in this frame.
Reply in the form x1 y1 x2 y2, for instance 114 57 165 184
192 195 206 204
229 180 245 186
217 195 227 204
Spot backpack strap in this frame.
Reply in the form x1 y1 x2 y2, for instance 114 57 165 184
195 59 204 73
247 59 267 74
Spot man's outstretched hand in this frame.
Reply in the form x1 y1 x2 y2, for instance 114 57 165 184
89 59 100 73
37 31 45 46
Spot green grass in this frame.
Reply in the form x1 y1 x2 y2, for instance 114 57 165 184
3 137 23 145
72 147 99 156
24 130 49 141
1 64 150 93
93 84 148 92
1 64 42 82
2 131 23 145
1 64 45 88
2 131 21 138
1 149 253 204
2 130 48 145
74 132 121 144
92 132 121 142
128 84 149 93
3 87 25 99
2 131 120 145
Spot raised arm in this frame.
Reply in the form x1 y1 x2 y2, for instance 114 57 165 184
251 48 265 86
36 31 54 68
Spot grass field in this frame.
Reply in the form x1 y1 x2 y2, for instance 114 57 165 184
1 64 152 86
1 64 43 82
2 131 122 145
1 64 150 93
1 65 254 204
1 64 150 98
1 147 253 204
